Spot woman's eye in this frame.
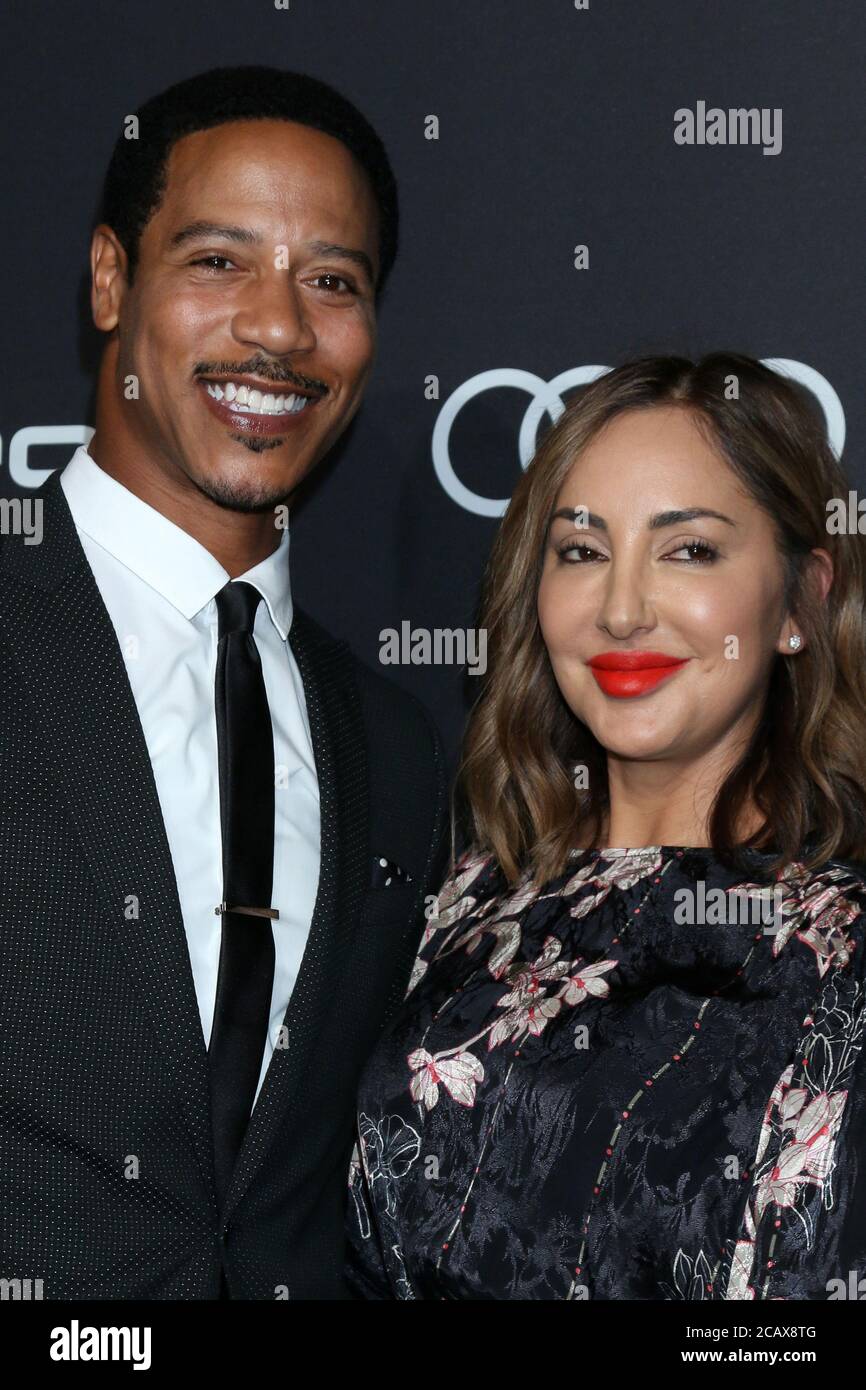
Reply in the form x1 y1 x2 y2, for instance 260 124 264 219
554 538 719 565
665 540 718 564
190 255 236 272
556 541 603 563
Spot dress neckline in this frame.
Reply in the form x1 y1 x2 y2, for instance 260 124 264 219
567 844 775 857
570 845 695 855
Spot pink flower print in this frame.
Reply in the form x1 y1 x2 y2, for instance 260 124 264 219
563 847 663 899
754 1148 813 1220
421 851 495 946
599 848 665 889
408 1047 485 1110
567 848 664 922
498 936 571 998
348 1142 372 1240
494 937 572 1008
559 856 607 900
754 1089 848 1219
794 914 858 978
770 869 862 971
487 936 572 1048
486 919 524 979
488 994 563 1049
455 877 540 976
408 851 496 991
407 955 429 994
438 850 493 914
791 1090 848 1179
755 1063 794 1166
778 1085 809 1130
454 914 523 978
558 958 618 1005
725 1240 757 1300
724 1200 758 1300
494 876 543 921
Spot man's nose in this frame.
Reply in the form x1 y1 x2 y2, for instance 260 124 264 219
231 274 316 356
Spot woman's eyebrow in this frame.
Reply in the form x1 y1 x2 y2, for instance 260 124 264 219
547 506 738 532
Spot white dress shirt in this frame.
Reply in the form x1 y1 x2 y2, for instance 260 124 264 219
60 445 321 1109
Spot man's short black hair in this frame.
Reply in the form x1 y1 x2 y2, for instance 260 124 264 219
99 65 398 294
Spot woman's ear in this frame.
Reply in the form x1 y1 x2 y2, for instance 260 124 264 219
777 548 833 656
806 547 834 604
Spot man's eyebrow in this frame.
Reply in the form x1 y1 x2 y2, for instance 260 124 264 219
548 506 738 533
169 222 263 248
305 240 375 283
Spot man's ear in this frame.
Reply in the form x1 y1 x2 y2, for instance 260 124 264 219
90 224 130 333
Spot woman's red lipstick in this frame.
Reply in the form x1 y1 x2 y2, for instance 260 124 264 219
587 651 689 698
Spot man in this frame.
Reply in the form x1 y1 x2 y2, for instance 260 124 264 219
0 66 448 1299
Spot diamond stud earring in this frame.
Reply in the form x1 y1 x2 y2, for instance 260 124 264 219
788 634 802 651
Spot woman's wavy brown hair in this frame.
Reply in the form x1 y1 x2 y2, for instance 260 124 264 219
454 352 866 889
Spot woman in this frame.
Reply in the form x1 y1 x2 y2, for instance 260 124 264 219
347 353 866 1300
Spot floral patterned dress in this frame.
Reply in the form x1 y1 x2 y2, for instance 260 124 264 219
347 844 866 1300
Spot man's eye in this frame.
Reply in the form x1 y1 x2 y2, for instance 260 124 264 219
311 273 357 294
190 255 235 272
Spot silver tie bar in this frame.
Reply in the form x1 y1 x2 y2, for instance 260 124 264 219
215 902 280 920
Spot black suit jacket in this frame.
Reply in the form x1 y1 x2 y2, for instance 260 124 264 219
0 467 449 1299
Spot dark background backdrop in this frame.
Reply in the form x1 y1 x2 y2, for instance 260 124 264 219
2 0 863 775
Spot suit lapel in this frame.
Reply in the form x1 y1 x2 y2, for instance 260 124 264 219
0 470 216 1207
220 605 370 1222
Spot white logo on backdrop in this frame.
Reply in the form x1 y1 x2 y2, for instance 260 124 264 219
432 359 845 517
2 425 94 489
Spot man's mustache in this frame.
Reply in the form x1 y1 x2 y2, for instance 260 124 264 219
193 359 328 396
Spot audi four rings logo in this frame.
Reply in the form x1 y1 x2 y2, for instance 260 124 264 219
432 359 846 516
0 360 845 513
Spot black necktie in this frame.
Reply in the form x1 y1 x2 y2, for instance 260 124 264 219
208 580 277 1213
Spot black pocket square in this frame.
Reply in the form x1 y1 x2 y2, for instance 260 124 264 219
370 854 413 888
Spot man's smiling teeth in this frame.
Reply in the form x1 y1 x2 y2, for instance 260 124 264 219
204 381 311 415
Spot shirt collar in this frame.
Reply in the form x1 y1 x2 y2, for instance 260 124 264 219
59 445 293 638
